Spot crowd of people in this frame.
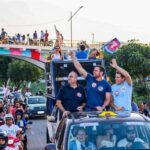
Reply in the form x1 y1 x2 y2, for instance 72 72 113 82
0 28 53 46
56 51 149 118
0 87 33 150
48 42 103 62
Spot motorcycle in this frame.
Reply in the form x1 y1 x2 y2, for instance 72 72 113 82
5 135 20 150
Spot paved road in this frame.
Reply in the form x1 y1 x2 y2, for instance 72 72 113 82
26 118 47 150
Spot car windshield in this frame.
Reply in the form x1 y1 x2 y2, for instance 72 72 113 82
67 121 150 150
28 97 46 104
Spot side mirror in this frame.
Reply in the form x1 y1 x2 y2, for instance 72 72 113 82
47 116 56 122
44 143 56 150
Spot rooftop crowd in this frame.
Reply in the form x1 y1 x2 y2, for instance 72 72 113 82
0 28 53 46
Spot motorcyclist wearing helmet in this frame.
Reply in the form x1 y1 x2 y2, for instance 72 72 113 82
0 114 23 150
0 114 20 138
0 129 8 150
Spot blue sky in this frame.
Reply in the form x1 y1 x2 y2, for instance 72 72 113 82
0 0 150 43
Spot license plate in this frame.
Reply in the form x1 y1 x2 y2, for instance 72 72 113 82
37 111 44 114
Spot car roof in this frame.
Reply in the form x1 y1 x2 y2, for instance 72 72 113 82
66 111 150 123
27 96 45 98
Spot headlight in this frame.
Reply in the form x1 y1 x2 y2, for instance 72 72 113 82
8 139 14 144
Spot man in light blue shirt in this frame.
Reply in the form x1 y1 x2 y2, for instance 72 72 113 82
110 59 132 111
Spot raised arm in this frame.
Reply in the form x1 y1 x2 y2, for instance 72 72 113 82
70 51 88 78
110 59 132 85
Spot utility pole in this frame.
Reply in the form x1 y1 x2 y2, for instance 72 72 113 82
91 33 95 48
68 6 83 47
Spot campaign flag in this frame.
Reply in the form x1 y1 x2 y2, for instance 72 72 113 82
54 25 64 46
102 38 120 54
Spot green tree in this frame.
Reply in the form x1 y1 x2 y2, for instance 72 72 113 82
0 57 12 86
104 41 150 100
7 60 43 88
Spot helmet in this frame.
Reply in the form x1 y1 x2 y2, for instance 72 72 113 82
15 109 23 115
5 114 14 121
0 129 8 149
15 109 23 118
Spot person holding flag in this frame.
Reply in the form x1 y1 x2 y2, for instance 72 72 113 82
54 25 63 46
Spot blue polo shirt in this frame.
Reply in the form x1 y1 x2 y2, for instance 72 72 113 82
56 84 86 112
85 74 111 110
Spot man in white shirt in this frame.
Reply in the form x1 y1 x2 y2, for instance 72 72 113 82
0 114 23 150
0 114 20 137
24 88 32 97
117 126 146 148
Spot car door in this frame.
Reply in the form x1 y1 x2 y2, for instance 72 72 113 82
55 118 66 150
47 106 60 142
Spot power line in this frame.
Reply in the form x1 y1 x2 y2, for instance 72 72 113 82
0 18 66 27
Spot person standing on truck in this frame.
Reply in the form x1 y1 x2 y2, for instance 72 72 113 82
110 59 132 111
69 51 111 111
56 71 86 117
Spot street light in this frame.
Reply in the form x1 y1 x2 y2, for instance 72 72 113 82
68 6 83 47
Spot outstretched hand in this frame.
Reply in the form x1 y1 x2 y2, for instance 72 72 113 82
110 59 118 68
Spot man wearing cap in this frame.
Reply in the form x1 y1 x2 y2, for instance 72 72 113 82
110 59 132 111
117 126 145 148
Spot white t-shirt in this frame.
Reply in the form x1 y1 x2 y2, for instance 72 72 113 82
100 135 116 148
52 53 61 60
117 138 144 147
0 124 20 137
25 91 32 97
